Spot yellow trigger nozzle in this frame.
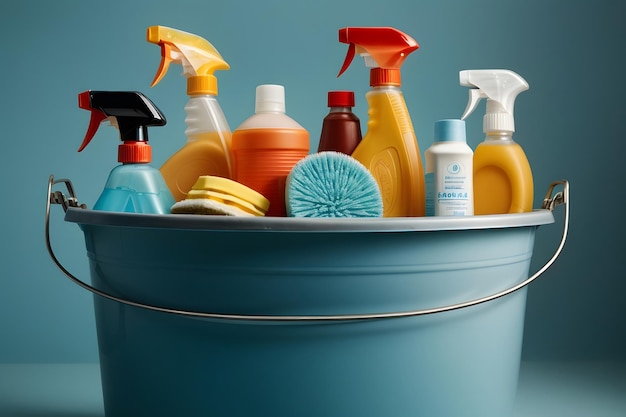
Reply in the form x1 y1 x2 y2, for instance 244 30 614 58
147 25 230 95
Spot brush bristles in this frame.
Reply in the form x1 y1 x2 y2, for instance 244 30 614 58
286 151 383 218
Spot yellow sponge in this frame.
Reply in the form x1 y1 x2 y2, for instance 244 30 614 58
171 176 269 217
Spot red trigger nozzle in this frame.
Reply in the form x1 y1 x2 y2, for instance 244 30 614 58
338 43 356 77
77 91 107 152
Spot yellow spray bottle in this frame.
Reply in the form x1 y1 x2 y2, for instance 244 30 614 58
147 25 233 201
337 27 425 217
460 69 533 214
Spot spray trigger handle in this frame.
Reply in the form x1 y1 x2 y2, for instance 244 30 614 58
338 43 357 77
461 89 488 121
77 91 108 152
151 42 175 87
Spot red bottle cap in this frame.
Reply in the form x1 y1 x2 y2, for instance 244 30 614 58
328 91 355 107
118 141 152 163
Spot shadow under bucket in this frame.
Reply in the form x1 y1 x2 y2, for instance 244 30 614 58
47 178 568 417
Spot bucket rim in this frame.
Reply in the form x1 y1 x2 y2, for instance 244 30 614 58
64 208 554 233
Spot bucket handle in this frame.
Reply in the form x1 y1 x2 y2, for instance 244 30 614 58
45 175 569 322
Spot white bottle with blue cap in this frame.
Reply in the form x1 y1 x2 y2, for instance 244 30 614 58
425 119 474 216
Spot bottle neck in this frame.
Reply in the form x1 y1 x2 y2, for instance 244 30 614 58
370 85 401 92
189 93 217 100
329 106 353 113
484 130 515 143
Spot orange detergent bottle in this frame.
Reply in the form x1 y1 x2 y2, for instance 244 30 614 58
147 25 233 201
231 84 310 217
337 27 425 217
460 69 533 214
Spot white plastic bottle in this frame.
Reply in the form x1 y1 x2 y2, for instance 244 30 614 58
425 119 474 216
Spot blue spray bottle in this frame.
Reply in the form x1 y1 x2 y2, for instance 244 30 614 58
78 90 175 214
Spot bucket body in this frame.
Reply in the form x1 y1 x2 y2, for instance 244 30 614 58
65 210 553 417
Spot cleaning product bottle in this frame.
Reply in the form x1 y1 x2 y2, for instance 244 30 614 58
425 119 473 216
147 25 233 201
337 27 425 217
318 91 362 154
77 90 175 214
231 84 310 217
460 69 533 214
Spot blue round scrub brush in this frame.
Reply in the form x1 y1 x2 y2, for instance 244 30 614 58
285 151 383 218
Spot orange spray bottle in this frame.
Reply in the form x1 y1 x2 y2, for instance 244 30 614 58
147 25 233 201
460 69 533 214
337 27 425 217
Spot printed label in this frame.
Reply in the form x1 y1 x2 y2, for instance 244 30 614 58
429 160 472 216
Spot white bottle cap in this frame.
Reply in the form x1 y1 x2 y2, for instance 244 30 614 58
484 99 514 132
255 84 285 113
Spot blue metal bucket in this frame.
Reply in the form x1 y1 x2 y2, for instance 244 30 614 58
46 177 568 417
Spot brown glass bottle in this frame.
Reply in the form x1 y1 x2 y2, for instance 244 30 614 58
317 91 362 154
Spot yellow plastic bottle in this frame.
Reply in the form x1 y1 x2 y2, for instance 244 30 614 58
473 134 533 214
147 25 233 201
460 69 533 214
337 27 425 217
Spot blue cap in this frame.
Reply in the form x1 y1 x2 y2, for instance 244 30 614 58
434 119 466 143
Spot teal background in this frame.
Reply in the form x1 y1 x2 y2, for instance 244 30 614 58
0 0 624 364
